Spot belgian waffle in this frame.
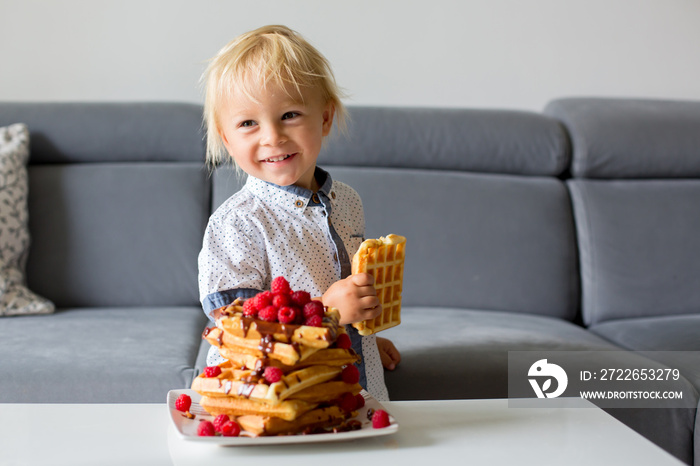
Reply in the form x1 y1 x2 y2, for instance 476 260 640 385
288 381 362 403
199 395 315 421
192 359 362 404
216 306 341 349
236 406 352 436
221 342 359 371
351 234 406 336
202 326 320 366
191 361 348 404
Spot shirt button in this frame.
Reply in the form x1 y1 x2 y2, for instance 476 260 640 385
333 253 338 261
331 191 336 199
327 217 332 226
312 194 320 204
294 200 304 208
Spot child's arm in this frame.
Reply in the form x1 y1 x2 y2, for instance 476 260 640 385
321 273 382 326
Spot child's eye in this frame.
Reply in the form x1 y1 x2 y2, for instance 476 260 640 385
282 112 299 120
240 120 256 128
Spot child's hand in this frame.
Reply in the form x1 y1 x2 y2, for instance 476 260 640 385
377 337 401 371
322 273 381 325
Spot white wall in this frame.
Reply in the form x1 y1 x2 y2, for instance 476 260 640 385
1 0 699 111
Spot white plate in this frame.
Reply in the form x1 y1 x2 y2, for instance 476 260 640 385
167 389 399 445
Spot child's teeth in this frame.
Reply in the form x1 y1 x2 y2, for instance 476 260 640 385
267 154 290 162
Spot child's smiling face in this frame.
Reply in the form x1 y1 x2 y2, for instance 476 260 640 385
218 80 334 191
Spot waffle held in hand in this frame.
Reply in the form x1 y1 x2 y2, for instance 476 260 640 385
351 234 406 336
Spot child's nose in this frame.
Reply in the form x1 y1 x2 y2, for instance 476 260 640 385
260 123 286 146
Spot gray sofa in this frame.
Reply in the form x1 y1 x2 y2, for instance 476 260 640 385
0 98 698 464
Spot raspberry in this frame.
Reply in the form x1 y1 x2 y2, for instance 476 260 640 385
372 409 391 428
213 414 230 433
355 393 366 409
175 393 191 413
271 276 291 295
303 301 324 320
197 420 216 436
203 366 222 378
258 305 278 322
290 290 311 307
277 306 300 324
263 366 283 384
242 298 258 317
337 392 358 414
335 333 352 349
273 293 291 308
220 420 241 437
252 291 273 309
341 365 360 385
304 314 323 327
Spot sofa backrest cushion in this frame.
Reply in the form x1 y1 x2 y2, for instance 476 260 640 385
547 98 700 325
321 106 570 176
545 98 700 179
0 103 209 308
0 102 204 164
568 179 700 325
27 163 208 308
332 167 580 319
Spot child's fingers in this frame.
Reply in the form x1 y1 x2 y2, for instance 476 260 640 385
365 307 382 320
386 343 401 366
379 349 395 371
352 276 378 299
350 273 375 287
377 337 399 370
358 294 380 309
354 285 378 300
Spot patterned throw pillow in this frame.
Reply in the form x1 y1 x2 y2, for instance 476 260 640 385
0 123 54 316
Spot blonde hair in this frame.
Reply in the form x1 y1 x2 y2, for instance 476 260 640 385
202 25 347 167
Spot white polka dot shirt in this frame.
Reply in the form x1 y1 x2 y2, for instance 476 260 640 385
197 167 389 401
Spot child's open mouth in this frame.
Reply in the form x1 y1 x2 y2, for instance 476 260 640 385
263 153 296 163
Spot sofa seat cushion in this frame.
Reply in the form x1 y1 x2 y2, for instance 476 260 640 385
384 307 619 401
590 315 700 466
386 307 697 465
590 314 700 392
0 307 208 402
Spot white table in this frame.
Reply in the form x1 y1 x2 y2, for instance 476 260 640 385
0 398 683 466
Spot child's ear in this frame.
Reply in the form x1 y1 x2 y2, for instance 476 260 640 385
321 104 335 137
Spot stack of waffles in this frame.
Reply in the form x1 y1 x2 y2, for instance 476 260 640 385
192 298 363 436
352 234 407 336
